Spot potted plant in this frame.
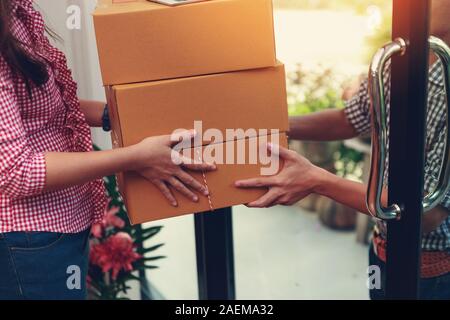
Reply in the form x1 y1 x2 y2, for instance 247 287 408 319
88 147 166 300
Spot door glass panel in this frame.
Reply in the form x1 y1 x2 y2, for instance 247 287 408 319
233 0 393 300
144 216 199 300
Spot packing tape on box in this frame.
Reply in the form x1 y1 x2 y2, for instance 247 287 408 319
195 148 214 212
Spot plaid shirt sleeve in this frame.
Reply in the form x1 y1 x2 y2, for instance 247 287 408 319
344 62 391 136
0 59 47 199
423 78 450 210
343 78 372 136
424 132 450 210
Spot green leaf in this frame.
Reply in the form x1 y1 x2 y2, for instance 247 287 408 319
134 226 163 238
142 243 165 253
142 255 166 262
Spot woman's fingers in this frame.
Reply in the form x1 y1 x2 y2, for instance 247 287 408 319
246 189 281 208
176 170 209 196
169 129 197 147
167 177 199 203
153 180 178 207
235 176 278 188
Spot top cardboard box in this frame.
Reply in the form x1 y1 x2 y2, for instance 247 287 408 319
93 0 277 85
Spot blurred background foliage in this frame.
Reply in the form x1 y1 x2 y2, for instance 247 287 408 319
287 64 347 116
274 0 392 63
282 0 393 182
287 65 364 181
274 0 391 14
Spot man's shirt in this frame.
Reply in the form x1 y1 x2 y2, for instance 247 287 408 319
344 61 450 251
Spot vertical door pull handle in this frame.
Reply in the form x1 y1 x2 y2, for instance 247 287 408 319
367 36 450 219
367 38 406 220
423 36 450 212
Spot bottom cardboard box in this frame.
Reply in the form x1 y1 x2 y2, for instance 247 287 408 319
118 133 287 224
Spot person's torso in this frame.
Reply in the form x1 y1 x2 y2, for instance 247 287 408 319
377 61 450 252
0 0 106 233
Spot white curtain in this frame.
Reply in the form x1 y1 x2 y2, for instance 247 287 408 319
35 0 111 150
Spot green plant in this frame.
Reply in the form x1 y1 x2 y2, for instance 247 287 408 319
333 143 365 181
287 65 365 181
287 64 346 116
88 147 166 300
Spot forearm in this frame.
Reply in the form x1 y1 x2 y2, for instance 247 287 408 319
289 109 358 141
313 169 449 233
44 146 137 192
314 169 387 215
79 100 104 127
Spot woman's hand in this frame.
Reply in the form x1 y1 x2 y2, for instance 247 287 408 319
235 144 326 208
130 130 216 207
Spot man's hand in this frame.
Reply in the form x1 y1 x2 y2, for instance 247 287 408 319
235 144 326 208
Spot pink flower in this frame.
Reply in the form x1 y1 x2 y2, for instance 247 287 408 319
90 232 142 280
91 223 104 238
104 206 125 229
86 274 92 286
91 205 125 238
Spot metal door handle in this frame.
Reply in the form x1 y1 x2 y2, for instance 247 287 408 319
367 38 406 220
422 36 450 212
367 36 450 220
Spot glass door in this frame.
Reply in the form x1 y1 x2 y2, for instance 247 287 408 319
368 0 450 299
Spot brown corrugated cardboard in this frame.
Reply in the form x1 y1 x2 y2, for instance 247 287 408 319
119 133 287 224
106 63 288 147
93 0 277 85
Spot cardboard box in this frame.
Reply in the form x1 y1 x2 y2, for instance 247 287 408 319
118 133 287 224
93 0 277 85
106 63 288 147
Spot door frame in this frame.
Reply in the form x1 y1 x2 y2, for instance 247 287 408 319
195 208 236 300
386 0 431 299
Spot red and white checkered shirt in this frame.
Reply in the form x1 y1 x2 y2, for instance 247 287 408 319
0 0 107 233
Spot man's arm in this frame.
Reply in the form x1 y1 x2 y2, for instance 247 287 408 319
289 109 359 141
317 171 448 233
235 145 380 213
315 168 383 214
289 75 373 142
79 100 104 128
236 145 448 233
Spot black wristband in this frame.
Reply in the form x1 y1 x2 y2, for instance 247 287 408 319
102 104 111 132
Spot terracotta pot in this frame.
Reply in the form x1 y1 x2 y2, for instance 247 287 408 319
316 196 357 231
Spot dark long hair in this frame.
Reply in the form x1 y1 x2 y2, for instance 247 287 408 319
0 0 49 94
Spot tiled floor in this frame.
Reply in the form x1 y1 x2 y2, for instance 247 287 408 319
145 204 370 300
233 205 370 300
